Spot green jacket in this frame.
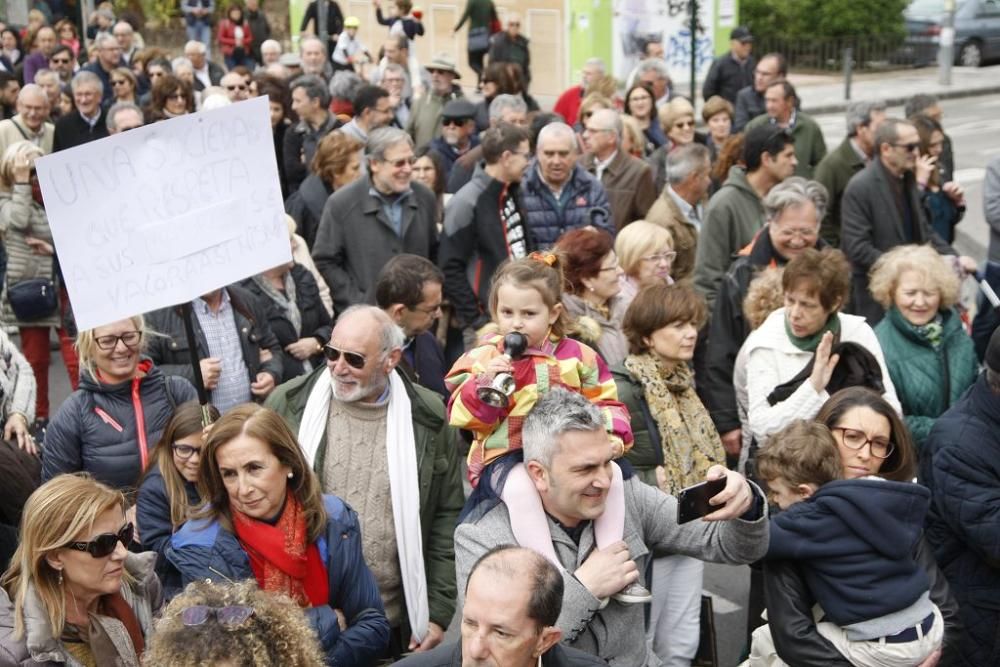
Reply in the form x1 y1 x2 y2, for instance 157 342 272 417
265 367 465 631
611 364 661 489
407 88 464 150
694 166 764 310
746 111 828 179
874 307 980 448
814 136 866 247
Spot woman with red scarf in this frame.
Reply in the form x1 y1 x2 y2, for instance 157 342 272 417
166 404 390 665
41 314 198 492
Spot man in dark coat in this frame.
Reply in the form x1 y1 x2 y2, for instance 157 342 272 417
395 546 607 667
920 328 1000 667
53 71 109 152
814 100 887 246
487 14 531 84
733 52 785 132
840 118 975 323
702 26 755 105
312 127 438 314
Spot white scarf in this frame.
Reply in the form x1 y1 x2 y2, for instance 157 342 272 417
298 369 429 642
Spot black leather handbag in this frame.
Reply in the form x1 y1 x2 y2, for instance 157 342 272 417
7 271 58 322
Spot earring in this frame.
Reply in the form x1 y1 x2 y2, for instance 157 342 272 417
287 472 294 479
57 569 63 586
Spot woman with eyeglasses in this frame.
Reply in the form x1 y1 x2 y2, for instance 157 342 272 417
613 220 677 309
554 227 628 366
144 579 325 666
41 314 197 493
110 66 138 105
743 248 901 447
135 400 220 593
0 473 162 666
146 73 194 123
1 141 77 434
165 404 390 665
623 82 664 157
758 387 962 666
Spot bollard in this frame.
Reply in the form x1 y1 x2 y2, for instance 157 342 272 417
843 47 853 101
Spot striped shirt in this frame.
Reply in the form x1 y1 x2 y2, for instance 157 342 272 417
193 291 251 413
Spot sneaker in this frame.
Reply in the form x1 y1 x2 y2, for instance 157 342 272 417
612 582 652 604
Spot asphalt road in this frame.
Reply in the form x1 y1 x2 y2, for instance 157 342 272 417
32 91 1000 667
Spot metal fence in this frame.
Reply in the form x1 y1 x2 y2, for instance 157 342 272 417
753 35 933 72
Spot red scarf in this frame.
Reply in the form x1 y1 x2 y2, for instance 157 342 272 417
231 491 329 607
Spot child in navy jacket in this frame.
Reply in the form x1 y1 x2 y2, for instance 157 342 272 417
748 420 942 667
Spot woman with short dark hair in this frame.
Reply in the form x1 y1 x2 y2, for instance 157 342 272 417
146 74 194 123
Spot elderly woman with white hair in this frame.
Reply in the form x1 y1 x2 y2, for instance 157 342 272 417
614 220 676 308
871 244 979 448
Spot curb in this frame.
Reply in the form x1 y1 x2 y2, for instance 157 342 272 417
803 84 1000 115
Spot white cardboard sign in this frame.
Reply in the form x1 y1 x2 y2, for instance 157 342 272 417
35 96 290 331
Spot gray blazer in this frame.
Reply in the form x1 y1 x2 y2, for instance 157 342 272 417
311 177 439 314
454 476 769 666
841 159 954 323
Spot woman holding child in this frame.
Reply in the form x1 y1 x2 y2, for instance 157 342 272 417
754 387 962 666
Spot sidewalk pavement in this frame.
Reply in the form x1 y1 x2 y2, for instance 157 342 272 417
790 64 1000 114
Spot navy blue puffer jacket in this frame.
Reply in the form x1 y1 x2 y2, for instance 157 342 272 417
166 494 390 666
921 373 1000 666
42 361 197 491
518 162 613 248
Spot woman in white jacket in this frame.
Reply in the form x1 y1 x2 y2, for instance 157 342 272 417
743 247 900 444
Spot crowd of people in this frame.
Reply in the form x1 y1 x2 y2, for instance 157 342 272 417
1 5 1000 667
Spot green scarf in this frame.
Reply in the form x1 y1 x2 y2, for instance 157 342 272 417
889 306 944 349
623 353 725 495
785 313 841 352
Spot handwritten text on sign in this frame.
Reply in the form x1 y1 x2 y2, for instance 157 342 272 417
35 96 290 331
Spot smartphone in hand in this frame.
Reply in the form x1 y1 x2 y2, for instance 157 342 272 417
676 477 728 524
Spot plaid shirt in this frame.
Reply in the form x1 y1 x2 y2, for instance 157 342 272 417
193 291 251 413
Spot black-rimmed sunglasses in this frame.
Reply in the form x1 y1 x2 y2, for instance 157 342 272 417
181 605 255 627
65 522 134 558
322 345 367 369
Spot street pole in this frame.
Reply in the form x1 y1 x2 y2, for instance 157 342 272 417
690 0 698 103
939 0 955 85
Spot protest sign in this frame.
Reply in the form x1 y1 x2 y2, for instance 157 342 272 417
35 96 290 331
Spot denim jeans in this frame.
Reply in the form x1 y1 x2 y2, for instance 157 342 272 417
186 21 213 58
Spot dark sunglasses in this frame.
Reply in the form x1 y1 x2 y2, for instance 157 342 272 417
51 57 71 64
66 522 134 558
225 84 248 91
181 605 255 627
323 345 366 369
893 142 920 152
111 79 129 86
442 118 468 127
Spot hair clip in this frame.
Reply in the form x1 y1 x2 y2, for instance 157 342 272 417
529 251 558 267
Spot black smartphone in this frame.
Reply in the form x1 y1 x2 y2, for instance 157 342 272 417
676 477 728 524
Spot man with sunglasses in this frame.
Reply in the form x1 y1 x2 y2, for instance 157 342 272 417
47 45 76 84
841 118 976 323
745 80 826 179
265 305 464 659
487 14 531 86
407 53 463 150
312 127 439 314
428 98 479 183
220 71 251 103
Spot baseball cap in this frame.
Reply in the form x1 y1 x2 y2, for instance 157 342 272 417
442 99 476 120
731 26 753 43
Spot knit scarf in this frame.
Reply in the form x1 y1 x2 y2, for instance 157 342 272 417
252 271 302 336
623 353 725 495
890 306 944 349
785 313 841 352
231 490 329 608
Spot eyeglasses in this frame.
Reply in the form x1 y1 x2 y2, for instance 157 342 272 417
65 523 134 558
50 57 71 64
383 155 417 169
181 605 255 628
225 84 248 91
410 302 443 315
172 443 202 460
442 118 468 127
111 79 128 86
94 331 142 350
168 92 188 101
674 120 695 129
641 251 677 264
323 344 367 369
892 142 920 152
831 427 895 459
